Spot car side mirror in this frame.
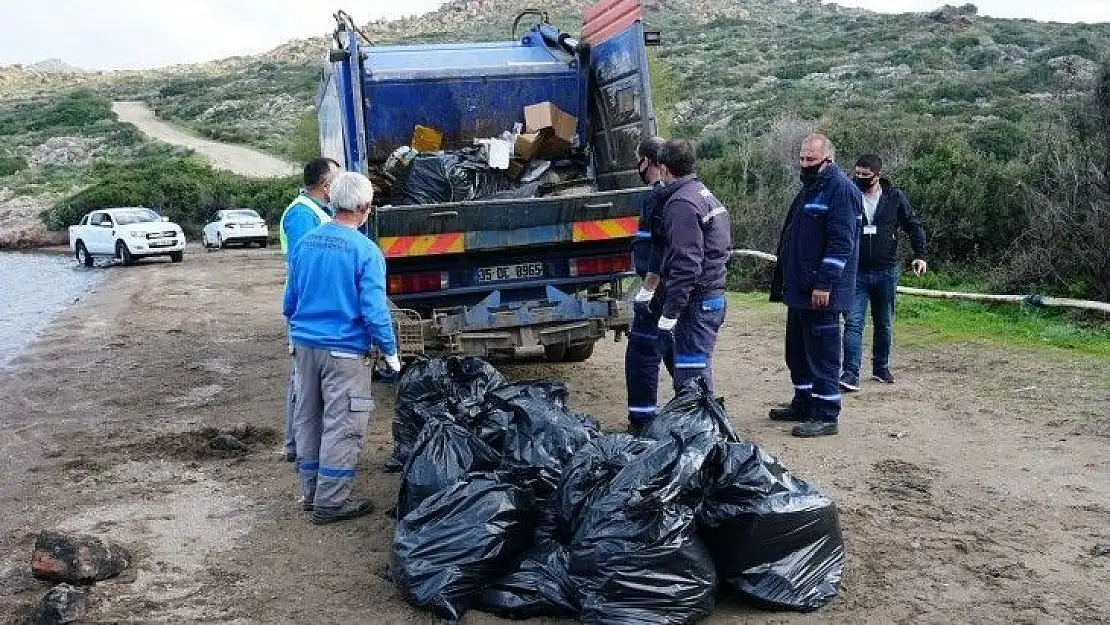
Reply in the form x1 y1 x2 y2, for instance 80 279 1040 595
161 216 170 222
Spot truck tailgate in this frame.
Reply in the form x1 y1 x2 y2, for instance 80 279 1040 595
375 187 648 253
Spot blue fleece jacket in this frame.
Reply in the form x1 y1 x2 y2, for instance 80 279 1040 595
283 222 397 356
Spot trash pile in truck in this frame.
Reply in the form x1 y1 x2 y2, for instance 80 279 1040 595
372 102 594 206
386 356 846 623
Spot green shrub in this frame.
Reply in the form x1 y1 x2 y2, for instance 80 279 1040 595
968 119 1026 160
0 155 28 176
45 155 299 235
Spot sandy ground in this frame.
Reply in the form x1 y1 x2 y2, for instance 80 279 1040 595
0 246 1107 624
111 102 298 178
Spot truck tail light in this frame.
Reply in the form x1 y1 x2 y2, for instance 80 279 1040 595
388 271 449 294
569 253 632 278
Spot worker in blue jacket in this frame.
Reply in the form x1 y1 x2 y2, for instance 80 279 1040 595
625 136 673 431
279 157 339 462
652 139 732 395
769 134 862 438
283 171 400 524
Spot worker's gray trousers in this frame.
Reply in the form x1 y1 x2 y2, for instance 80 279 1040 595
292 346 375 510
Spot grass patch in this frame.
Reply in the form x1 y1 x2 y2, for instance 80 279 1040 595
895 296 1110 357
727 290 1110 357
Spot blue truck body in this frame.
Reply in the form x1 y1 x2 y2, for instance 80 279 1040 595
317 4 656 360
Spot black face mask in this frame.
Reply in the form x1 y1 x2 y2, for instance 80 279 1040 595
853 175 876 192
799 159 829 185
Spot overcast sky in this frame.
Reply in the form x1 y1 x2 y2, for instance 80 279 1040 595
0 0 1106 70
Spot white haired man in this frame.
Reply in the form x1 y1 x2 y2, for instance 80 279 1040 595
283 171 401 524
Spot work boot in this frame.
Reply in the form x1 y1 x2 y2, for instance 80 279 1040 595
311 500 375 525
839 372 860 392
872 368 895 384
626 419 651 436
768 405 809 422
791 421 839 437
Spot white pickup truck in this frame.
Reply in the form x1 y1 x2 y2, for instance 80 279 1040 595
69 207 186 266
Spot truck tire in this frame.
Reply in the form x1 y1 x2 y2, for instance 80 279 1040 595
116 241 135 266
170 251 184 263
563 342 595 363
542 343 568 362
75 241 94 267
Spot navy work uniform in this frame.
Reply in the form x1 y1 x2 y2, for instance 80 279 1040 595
770 163 862 423
654 175 732 392
624 182 673 424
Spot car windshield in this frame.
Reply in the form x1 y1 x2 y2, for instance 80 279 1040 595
226 210 260 220
113 209 163 225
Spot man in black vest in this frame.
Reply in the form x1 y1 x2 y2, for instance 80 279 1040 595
840 154 928 391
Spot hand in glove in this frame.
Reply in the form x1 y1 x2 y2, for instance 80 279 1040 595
633 287 655 304
657 316 677 332
385 353 402 373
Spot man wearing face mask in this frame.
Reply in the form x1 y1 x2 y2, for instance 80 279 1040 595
769 134 862 438
279 157 340 462
625 136 674 432
652 139 732 395
283 171 401 524
840 154 927 391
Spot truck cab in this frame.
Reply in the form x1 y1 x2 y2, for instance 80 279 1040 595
318 0 657 361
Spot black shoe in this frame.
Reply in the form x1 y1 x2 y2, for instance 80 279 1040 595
626 419 650 436
283 451 297 463
791 421 839 437
311 500 375 525
839 372 860 392
769 405 808 422
872 368 895 384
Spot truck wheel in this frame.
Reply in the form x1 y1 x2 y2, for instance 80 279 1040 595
116 241 135 266
259 239 269 248
217 233 225 249
542 343 568 362
170 251 184 263
563 342 595 363
75 242 94 267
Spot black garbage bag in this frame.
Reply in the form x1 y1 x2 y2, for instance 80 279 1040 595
569 432 718 624
554 434 654 543
698 441 845 612
392 474 534 622
392 152 470 205
642 376 739 444
397 416 502 518
487 381 598 500
477 539 577 619
444 356 508 416
386 357 505 471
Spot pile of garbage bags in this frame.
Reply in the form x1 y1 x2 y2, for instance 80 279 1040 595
388 356 845 623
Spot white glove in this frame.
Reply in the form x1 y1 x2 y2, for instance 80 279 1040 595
385 353 402 373
657 316 677 331
633 287 655 303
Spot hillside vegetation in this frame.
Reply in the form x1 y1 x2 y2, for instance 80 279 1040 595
2 0 1107 299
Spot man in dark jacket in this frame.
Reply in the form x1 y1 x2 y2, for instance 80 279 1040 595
840 154 928 391
652 139 732 394
624 136 673 429
769 134 862 438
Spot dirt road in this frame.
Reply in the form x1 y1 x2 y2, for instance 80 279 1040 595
111 101 298 178
0 248 1107 623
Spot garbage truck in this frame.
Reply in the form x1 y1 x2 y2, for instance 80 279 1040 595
317 0 657 361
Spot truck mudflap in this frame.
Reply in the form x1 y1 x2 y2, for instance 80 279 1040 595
389 284 632 358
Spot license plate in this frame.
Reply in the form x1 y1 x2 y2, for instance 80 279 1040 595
150 240 175 248
476 262 545 283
